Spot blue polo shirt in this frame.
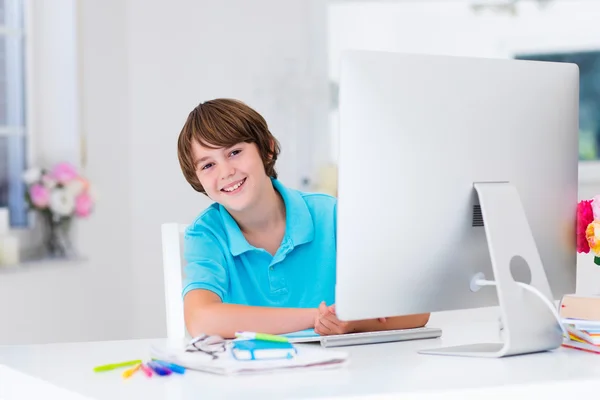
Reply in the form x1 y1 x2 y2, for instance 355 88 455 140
182 179 337 308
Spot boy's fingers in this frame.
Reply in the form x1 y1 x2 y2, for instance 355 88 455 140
316 317 334 334
321 312 342 327
319 302 331 316
319 302 345 329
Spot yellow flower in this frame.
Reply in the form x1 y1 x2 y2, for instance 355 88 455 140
586 221 600 255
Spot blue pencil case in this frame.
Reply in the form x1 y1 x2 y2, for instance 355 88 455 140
231 340 297 361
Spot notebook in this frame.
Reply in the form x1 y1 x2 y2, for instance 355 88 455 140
231 340 297 361
149 342 348 376
283 326 443 347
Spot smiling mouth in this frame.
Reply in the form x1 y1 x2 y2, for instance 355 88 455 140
221 178 246 193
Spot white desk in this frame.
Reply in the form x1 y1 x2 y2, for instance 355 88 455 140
2 307 600 399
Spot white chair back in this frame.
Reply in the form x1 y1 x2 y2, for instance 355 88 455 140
160 223 189 346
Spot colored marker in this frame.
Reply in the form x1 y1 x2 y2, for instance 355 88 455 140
93 359 143 373
139 363 153 377
147 361 172 376
122 363 142 379
235 331 289 343
154 360 185 374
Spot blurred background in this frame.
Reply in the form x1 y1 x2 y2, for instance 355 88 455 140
0 0 599 345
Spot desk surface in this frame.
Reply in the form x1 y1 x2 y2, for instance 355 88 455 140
2 307 600 399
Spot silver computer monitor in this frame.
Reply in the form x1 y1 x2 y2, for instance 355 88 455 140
334 50 579 357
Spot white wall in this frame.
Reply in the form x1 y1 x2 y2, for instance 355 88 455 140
75 0 135 341
328 0 600 295
126 0 329 339
27 0 78 165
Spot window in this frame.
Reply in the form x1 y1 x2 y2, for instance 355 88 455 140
0 0 27 227
515 51 600 162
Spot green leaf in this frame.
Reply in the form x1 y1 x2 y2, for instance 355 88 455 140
594 256 600 266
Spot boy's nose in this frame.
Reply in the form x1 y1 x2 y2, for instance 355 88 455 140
220 163 235 180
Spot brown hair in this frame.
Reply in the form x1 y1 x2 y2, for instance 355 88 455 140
177 98 280 194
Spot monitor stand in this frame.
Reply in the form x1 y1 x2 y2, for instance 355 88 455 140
418 182 564 358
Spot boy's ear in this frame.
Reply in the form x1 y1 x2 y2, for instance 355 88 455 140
269 139 275 156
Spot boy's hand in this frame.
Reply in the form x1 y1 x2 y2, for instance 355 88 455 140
314 302 389 335
314 302 355 335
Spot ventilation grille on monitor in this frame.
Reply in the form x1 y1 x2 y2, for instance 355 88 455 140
472 205 484 227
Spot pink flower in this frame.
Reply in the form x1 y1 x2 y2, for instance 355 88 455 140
74 191 93 217
577 200 594 253
29 183 50 208
51 162 78 184
592 195 600 220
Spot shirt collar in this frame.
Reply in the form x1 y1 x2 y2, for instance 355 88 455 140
219 178 315 257
273 178 314 249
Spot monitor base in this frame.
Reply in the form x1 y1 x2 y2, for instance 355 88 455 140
419 182 563 358
419 343 504 357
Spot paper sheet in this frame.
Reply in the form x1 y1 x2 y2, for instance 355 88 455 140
149 342 348 376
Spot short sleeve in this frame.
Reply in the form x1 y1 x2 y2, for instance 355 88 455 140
333 199 337 244
181 226 229 301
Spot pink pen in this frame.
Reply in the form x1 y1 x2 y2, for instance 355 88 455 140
139 363 153 377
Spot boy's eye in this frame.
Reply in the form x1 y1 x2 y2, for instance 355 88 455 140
230 149 242 157
201 163 214 170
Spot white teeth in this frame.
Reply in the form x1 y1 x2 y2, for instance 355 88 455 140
223 179 244 192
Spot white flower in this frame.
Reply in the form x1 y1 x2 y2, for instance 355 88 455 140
42 175 58 189
49 188 75 217
64 179 84 196
22 167 42 184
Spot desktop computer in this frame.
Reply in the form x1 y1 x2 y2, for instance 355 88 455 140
334 50 579 357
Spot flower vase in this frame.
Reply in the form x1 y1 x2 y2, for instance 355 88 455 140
41 212 74 259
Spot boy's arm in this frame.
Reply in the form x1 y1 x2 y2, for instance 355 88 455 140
314 302 430 335
184 289 317 339
351 314 431 333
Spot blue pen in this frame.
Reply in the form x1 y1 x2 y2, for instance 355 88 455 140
146 361 172 376
155 360 185 374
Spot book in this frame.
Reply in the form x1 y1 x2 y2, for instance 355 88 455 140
563 318 600 330
566 326 600 345
562 339 600 354
231 340 297 361
559 294 600 321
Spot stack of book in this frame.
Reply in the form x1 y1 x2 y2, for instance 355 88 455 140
560 294 600 354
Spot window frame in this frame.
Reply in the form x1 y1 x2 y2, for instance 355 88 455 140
0 0 31 230
497 21 600 184
4 0 38 261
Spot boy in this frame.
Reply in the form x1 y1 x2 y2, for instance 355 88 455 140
177 98 429 338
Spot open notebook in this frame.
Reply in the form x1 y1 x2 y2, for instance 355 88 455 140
149 343 348 376
283 326 443 347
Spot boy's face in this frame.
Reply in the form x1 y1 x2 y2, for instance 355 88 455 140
192 140 270 212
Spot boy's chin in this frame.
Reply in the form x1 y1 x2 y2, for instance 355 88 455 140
219 195 251 213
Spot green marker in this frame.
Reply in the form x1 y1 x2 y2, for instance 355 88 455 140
93 359 143 372
234 331 289 343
